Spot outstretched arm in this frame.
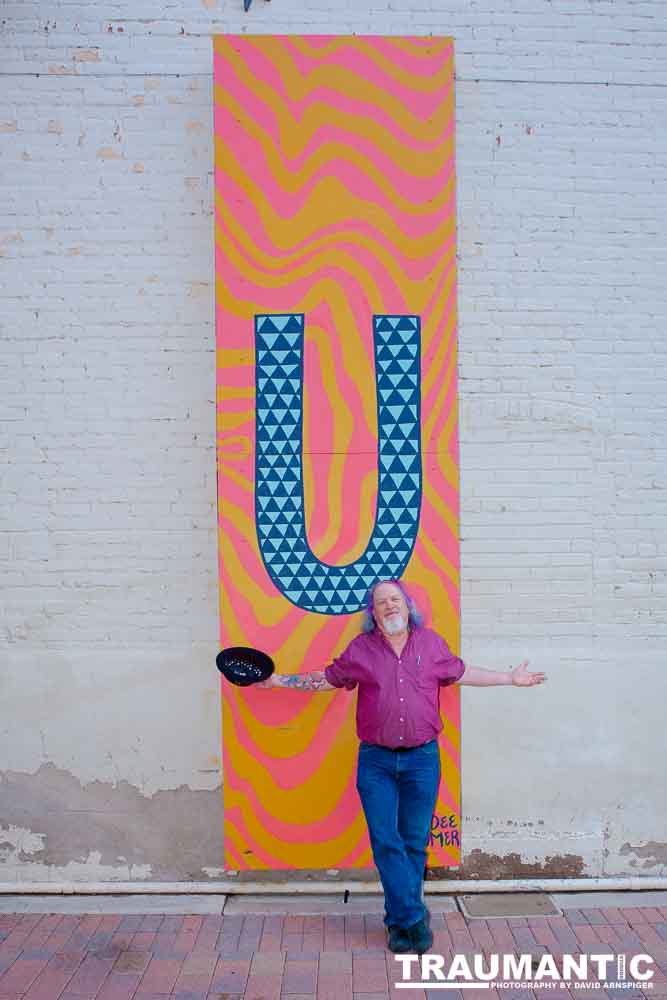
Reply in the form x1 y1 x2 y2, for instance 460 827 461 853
459 660 546 687
259 671 334 692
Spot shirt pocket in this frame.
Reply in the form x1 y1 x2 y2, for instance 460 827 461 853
416 672 440 695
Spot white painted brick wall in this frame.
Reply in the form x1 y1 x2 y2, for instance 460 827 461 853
1 0 666 879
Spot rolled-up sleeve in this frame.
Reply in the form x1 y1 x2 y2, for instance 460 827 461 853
324 643 360 690
434 635 466 686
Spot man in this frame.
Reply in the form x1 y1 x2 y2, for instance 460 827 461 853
261 579 546 954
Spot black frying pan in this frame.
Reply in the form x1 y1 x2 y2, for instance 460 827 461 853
216 646 275 687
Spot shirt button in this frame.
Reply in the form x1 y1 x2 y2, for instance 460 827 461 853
400 717 404 722
400 698 404 702
399 736 404 741
399 678 403 683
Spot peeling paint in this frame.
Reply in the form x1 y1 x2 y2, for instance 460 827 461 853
0 764 225 881
0 825 46 860
73 48 100 62
97 147 121 160
620 841 667 867
428 848 586 880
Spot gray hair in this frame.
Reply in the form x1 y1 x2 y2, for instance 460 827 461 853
360 579 425 633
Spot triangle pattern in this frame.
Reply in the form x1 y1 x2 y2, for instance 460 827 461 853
255 313 422 615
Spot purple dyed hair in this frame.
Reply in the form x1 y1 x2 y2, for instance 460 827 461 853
360 579 425 633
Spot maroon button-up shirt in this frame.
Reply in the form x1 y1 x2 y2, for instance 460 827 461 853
324 626 465 748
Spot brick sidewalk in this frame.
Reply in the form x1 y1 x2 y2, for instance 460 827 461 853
1 905 666 999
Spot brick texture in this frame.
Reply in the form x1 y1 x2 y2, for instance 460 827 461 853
1 0 666 884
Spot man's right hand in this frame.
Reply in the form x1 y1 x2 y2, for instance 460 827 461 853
255 674 279 689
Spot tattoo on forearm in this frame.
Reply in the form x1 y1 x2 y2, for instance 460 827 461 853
281 673 327 691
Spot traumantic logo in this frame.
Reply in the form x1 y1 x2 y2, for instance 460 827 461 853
394 953 655 990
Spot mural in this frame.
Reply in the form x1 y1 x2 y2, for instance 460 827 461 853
214 35 460 870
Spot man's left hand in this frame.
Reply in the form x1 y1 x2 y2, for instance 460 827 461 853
510 660 546 686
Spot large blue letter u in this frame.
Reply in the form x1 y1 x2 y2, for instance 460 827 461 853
255 313 422 615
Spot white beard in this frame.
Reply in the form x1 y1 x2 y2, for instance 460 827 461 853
382 614 407 636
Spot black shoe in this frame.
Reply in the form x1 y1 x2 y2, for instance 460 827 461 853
408 918 433 955
386 924 412 953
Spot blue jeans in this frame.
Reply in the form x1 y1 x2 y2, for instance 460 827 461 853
356 740 440 929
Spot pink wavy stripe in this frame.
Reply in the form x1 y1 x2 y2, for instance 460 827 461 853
312 455 377 567
214 49 453 152
224 841 245 870
238 39 448 122
412 522 459 611
284 36 453 79
421 309 457 437
442 688 461 723
434 789 461 819
236 681 352 737
217 427 248 450
368 255 452 372
307 299 374 449
213 258 408 339
225 689 355 791
214 102 453 205
435 789 460 823
422 375 458 458
420 286 457 392
258 35 454 76
425 444 459 509
338 834 374 869
410 550 459 631
294 611 360 672
438 731 461 773
223 676 313 729
216 363 253 390
360 37 453 76
214 312 253 351
302 324 369 555
406 580 434 624
218 395 252 416
303 328 334 447
289 123 454 200
216 429 250 455
214 173 451 275
224 802 371 869
215 109 450 235
224 808 291 868
424 461 458 522
431 377 458 456
215 199 456 284
216 459 253 506
224 759 364 842
219 519 306 645
305 300 375 452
